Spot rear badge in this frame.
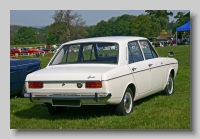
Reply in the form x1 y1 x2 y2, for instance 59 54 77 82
77 82 83 88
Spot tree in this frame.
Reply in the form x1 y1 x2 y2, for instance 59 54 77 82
48 10 88 44
172 12 190 34
94 20 112 37
13 27 37 45
145 10 173 30
130 14 161 38
46 32 58 45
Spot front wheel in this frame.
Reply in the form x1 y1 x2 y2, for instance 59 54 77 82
161 73 174 95
116 87 134 116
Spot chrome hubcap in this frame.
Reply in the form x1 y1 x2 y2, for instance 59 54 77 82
124 92 132 113
167 77 173 94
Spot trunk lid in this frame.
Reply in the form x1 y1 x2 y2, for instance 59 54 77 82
26 65 116 81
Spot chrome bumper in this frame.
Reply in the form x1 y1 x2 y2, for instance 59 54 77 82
24 92 112 102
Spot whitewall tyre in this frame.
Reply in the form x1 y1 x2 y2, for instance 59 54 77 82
116 87 134 116
162 73 174 95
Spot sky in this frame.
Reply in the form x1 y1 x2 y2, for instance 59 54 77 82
10 10 190 27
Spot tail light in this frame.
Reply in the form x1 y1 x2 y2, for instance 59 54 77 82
28 82 43 88
85 82 102 88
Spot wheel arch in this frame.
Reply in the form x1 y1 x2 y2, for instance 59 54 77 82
120 82 136 102
164 68 175 87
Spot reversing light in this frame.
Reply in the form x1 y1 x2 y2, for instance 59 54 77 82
28 82 43 88
86 82 102 88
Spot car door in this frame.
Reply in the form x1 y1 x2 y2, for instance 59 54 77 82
139 40 165 92
127 41 151 95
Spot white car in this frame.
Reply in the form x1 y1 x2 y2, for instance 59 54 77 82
24 36 178 116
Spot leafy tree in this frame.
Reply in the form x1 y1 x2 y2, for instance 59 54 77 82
13 27 37 45
94 20 112 37
145 10 173 30
172 12 190 34
48 10 88 44
10 34 15 45
130 14 155 38
84 25 96 38
46 32 58 45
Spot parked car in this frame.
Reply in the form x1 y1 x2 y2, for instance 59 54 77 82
24 36 178 116
10 58 41 97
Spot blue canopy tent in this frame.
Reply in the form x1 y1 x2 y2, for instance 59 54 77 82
175 21 190 45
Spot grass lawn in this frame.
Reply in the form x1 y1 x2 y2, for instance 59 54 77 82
10 45 190 129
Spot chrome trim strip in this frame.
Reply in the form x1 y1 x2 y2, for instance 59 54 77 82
24 93 112 99
103 73 132 81
103 62 178 81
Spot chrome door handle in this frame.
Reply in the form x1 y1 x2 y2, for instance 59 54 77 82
148 63 153 67
132 67 137 71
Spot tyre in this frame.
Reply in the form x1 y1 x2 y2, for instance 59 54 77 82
161 73 174 95
47 104 67 115
116 87 134 116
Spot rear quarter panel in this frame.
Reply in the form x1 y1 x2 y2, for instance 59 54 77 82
102 65 136 104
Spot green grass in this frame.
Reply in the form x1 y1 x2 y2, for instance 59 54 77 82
10 45 190 129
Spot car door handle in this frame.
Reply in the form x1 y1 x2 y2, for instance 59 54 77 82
148 63 153 67
132 67 137 71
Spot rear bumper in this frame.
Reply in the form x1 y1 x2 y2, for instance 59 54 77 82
24 92 112 106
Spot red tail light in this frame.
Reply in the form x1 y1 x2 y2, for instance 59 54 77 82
28 82 43 88
85 82 102 88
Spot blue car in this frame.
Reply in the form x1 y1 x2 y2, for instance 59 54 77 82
10 58 41 97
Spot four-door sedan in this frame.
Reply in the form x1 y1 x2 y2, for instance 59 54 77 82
24 36 178 115
10 58 41 97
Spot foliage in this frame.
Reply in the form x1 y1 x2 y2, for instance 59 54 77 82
130 14 161 38
13 27 38 45
93 20 112 37
10 10 190 45
171 12 190 39
46 32 58 45
145 10 173 30
10 34 15 45
46 10 88 44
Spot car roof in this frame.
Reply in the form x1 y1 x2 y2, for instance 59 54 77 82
62 36 147 45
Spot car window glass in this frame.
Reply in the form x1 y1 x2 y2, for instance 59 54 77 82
128 41 143 64
139 40 158 60
51 43 119 65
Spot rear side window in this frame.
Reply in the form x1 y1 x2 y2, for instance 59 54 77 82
128 41 144 64
139 40 158 60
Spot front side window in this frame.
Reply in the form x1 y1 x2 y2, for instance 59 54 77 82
139 40 158 60
50 42 119 65
128 41 144 64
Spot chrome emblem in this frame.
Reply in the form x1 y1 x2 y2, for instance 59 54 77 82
77 82 83 88
62 83 65 86
88 75 95 79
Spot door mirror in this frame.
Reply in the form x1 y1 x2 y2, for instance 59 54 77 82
168 51 174 57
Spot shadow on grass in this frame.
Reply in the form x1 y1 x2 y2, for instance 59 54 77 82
14 92 161 120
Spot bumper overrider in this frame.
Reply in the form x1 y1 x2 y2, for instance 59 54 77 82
24 92 112 107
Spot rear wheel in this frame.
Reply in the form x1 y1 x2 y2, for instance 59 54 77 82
47 105 67 115
116 87 134 116
161 73 174 95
